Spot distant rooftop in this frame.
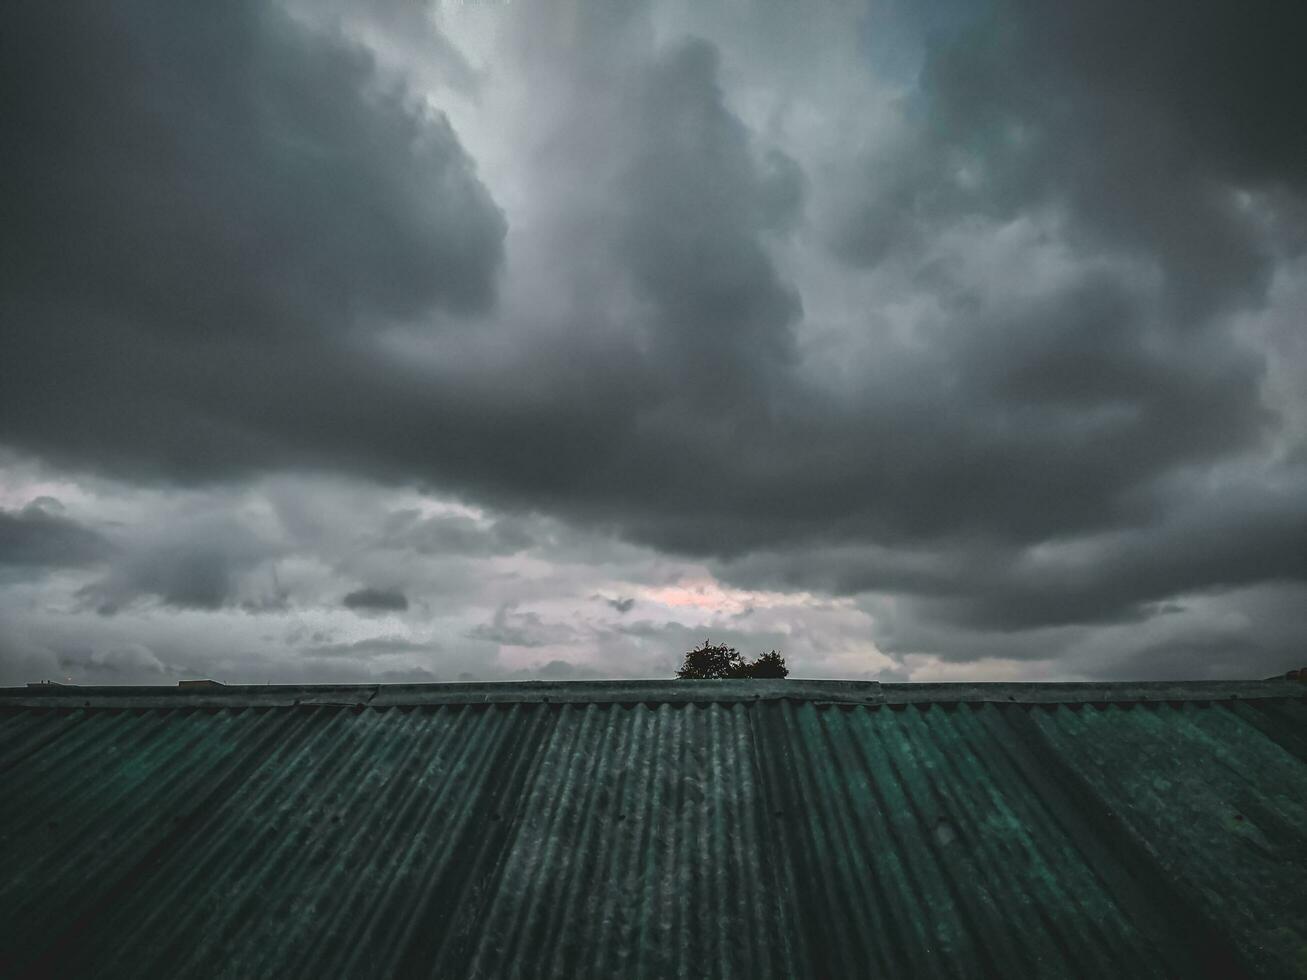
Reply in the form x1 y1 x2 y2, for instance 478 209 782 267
2 678 1305 978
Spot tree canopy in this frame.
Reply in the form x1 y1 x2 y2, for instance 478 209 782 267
675 641 789 679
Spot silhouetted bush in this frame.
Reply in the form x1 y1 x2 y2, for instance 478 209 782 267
747 650 789 678
675 641 744 679
675 640 789 679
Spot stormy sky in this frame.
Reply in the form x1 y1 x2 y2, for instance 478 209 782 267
2 0 1305 686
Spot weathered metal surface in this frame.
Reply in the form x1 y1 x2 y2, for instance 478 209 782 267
1 682 1304 978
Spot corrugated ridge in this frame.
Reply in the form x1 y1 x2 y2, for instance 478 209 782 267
942 707 1164 976
581 703 647 978
87 706 343 977
348 704 538 977
4 708 248 949
899 707 1085 976
179 705 415 977
536 705 629 978
10 706 316 977
260 704 471 979
0 707 90 774
507 704 600 972
957 707 1167 977
1030 703 1307 977
131 706 376 976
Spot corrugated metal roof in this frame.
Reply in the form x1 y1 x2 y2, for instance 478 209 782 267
2 679 1305 978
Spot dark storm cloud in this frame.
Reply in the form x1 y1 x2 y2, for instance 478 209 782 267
0 501 112 568
1092 635 1283 684
1079 584 1307 681
1 0 1304 660
80 549 237 615
609 268 1272 560
926 481 1307 630
844 0 1306 318
718 469 1307 634
0 0 504 481
342 587 409 612
617 39 803 404
858 581 1307 681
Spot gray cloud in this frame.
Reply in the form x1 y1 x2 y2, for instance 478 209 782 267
533 659 582 680
75 511 281 615
342 587 409 612
0 633 62 686
81 549 241 615
302 636 431 660
466 603 584 649
0 501 112 568
377 511 535 558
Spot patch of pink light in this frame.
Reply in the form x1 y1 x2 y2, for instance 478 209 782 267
637 576 822 617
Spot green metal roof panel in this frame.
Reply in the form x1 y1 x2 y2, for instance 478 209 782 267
1 680 1305 978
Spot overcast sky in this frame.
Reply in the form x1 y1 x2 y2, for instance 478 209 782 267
2 0 1305 686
